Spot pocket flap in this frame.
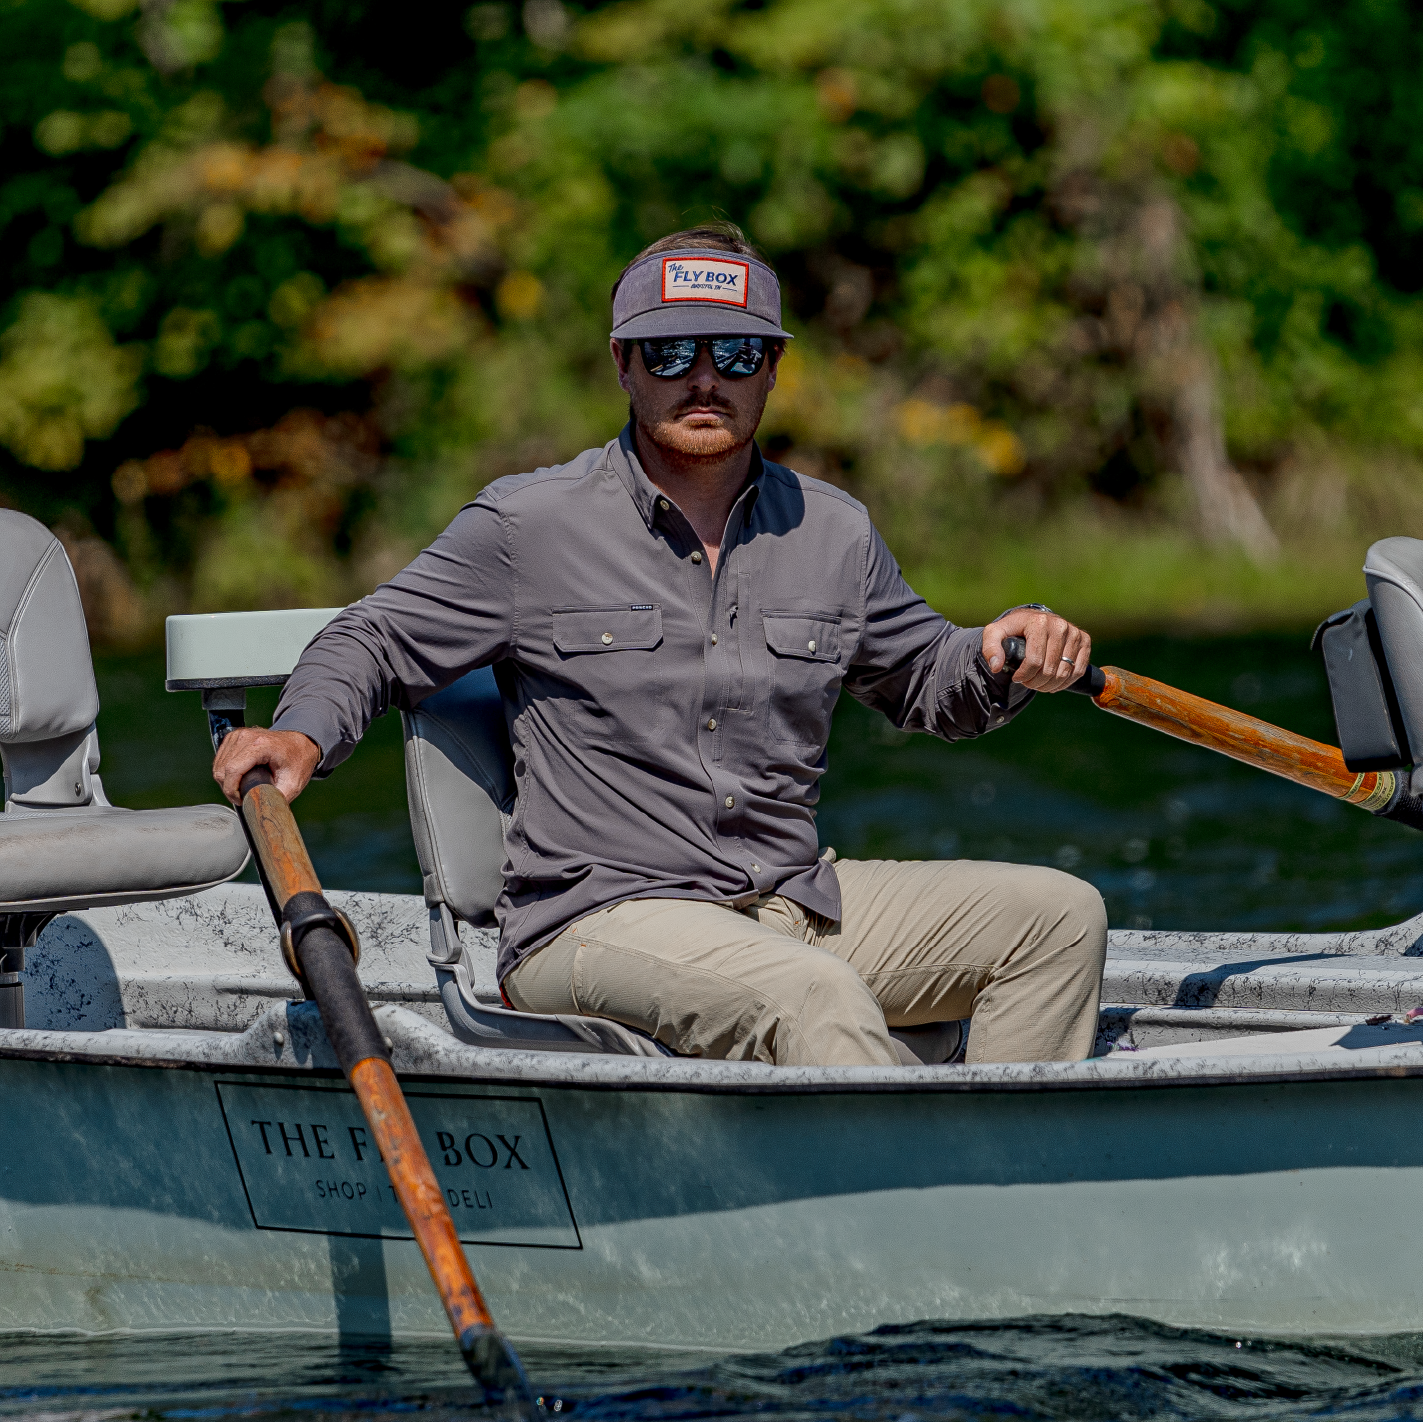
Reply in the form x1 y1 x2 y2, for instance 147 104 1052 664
762 612 840 661
552 605 663 653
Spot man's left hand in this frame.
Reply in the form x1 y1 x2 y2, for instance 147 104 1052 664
982 608 1092 693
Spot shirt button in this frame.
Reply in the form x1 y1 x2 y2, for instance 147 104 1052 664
751 863 761 872
658 499 669 511
601 632 613 645
710 633 718 645
807 639 816 652
707 718 717 730
725 795 735 808
691 551 703 564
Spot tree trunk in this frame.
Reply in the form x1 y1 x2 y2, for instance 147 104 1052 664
1133 201 1279 563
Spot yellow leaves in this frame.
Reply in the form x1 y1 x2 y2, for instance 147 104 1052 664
894 398 1026 475
1283 97 1332 157
975 423 1027 476
34 112 87 156
268 76 418 164
78 67 426 254
195 202 243 254
0 294 142 471
816 69 857 123
113 410 379 505
496 272 544 320
514 79 558 121
34 109 131 155
268 272 326 328
575 0 737 64
751 178 835 250
154 307 219 378
111 460 148 502
141 0 225 70
872 133 925 198
65 0 139 19
301 278 479 376
455 178 518 229
62 42 104 83
763 344 874 449
834 128 925 197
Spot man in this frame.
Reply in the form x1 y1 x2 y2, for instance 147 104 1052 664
215 224 1107 1068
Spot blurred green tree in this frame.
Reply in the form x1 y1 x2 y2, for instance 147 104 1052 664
3 0 1421 635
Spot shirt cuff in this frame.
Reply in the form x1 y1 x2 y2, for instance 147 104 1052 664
269 709 336 777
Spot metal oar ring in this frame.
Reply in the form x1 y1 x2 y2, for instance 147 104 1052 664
279 891 361 989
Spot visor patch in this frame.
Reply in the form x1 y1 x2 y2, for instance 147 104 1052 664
661 257 750 307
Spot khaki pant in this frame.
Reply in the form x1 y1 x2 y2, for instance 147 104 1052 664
505 859 1107 1067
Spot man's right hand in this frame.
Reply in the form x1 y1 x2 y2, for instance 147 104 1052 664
213 727 321 805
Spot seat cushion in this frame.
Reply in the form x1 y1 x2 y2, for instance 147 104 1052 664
0 803 250 912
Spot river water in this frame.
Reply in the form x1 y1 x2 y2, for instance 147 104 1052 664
9 632 1422 1420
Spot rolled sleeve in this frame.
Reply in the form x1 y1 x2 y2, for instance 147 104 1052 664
844 525 1033 740
271 499 515 775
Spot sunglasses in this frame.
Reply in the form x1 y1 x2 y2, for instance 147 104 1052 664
635 336 771 379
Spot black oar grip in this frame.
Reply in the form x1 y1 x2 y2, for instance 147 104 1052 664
298 923 391 1071
1000 635 1106 696
239 764 275 796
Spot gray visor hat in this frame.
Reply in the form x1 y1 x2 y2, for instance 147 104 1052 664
610 248 792 340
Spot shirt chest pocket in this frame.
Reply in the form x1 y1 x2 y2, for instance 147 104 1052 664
762 612 843 750
552 605 663 654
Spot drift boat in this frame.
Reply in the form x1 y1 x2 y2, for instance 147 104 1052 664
6 509 1423 1352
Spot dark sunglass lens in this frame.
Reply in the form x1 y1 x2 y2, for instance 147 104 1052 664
711 338 766 376
641 339 698 377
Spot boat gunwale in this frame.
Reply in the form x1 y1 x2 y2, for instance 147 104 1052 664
6 1033 1423 1097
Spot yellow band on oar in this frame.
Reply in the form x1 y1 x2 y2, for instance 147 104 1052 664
1343 769 1396 810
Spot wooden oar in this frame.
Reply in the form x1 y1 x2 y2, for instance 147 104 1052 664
1000 636 1412 820
237 765 535 1415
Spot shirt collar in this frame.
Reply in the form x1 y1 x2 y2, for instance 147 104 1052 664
612 423 765 531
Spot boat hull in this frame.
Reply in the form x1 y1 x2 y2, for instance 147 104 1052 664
5 1049 1423 1348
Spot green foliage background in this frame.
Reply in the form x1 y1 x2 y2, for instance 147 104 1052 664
4 0 1423 640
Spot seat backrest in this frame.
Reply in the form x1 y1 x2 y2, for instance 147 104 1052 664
0 511 105 810
401 667 513 936
1365 536 1423 765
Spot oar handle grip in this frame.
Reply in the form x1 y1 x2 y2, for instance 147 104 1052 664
999 635 1105 696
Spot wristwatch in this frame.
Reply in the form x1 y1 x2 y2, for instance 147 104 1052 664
995 603 1053 620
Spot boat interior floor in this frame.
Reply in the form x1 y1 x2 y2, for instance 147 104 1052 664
7 882 1423 1079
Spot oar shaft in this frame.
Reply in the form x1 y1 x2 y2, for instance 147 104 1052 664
348 1056 498 1341
1092 665 1397 810
235 768 526 1405
242 780 322 900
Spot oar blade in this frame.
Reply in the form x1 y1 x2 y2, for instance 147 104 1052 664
460 1324 538 1417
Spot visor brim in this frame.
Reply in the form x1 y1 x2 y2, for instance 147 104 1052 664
610 306 792 340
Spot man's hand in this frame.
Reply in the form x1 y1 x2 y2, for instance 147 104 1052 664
213 727 321 805
982 607 1092 693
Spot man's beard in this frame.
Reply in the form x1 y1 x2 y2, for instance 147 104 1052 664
632 391 765 463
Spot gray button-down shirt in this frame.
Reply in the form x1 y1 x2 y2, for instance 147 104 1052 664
273 428 1033 981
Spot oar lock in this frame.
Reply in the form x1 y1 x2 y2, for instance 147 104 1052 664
278 889 361 990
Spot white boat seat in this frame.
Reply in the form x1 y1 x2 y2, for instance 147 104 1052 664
0 804 251 914
0 511 249 1025
402 667 671 1056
